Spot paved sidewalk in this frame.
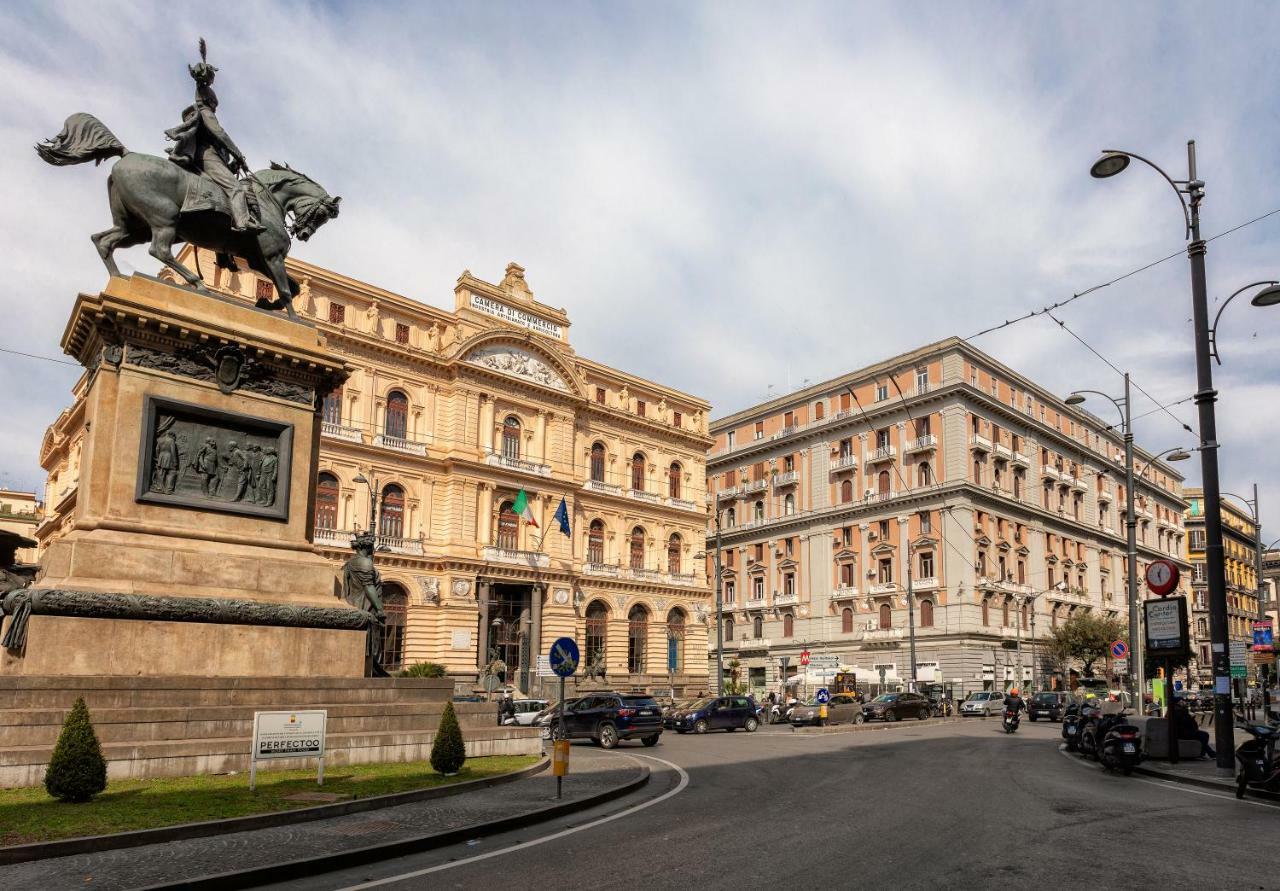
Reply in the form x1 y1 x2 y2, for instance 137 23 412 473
0 745 644 891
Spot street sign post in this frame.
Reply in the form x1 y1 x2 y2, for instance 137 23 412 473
548 637 579 800
815 687 829 723
1111 640 1129 660
800 649 811 667
1230 641 1249 680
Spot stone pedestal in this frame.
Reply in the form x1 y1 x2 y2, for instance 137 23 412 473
1 274 363 677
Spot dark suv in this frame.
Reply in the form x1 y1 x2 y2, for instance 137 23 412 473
669 695 760 733
546 692 663 748
1028 691 1070 722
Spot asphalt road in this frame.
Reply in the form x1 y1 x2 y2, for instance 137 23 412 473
264 718 1280 890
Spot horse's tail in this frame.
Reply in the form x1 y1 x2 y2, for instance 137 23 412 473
35 113 126 167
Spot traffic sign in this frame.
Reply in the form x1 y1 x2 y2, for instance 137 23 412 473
1113 659 1129 675
1110 639 1129 660
809 654 839 669
1231 641 1249 679
1144 559 1180 596
815 687 830 704
548 637 580 678
800 649 811 667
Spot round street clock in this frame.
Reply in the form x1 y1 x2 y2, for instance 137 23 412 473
1144 559 1180 596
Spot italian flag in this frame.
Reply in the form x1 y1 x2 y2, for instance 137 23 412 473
512 489 538 527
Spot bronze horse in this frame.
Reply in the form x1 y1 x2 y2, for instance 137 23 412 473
36 113 339 319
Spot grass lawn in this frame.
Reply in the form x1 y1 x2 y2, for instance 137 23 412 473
0 754 540 847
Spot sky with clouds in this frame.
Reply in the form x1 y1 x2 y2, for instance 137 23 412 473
2 1 1279 533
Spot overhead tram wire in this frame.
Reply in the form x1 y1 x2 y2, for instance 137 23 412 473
1044 311 1195 435
0 346 81 367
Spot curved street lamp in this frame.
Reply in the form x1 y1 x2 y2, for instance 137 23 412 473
1209 281 1280 365
352 472 378 534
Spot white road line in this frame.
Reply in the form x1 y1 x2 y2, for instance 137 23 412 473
1055 745 1278 810
338 753 689 889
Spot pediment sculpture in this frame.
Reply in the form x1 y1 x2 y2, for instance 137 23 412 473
464 344 569 392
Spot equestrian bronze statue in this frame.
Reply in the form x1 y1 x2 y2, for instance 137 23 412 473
35 39 340 320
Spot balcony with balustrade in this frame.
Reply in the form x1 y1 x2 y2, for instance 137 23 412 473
486 452 552 477
905 434 937 454
482 546 550 568
911 577 940 591
740 478 769 496
863 628 903 643
321 421 363 443
374 434 427 456
994 442 1012 460
628 488 663 505
829 454 858 474
971 434 992 453
1010 451 1030 468
378 535 425 556
865 445 896 466
668 496 701 512
583 479 623 496
313 527 355 548
583 562 620 577
773 592 799 607
831 584 860 601
772 470 800 488
716 486 738 501
868 582 898 596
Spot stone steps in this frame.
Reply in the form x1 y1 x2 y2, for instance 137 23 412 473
0 676 538 788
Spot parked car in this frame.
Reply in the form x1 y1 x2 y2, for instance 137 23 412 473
960 691 1004 717
502 699 550 726
863 691 930 722
670 695 760 733
790 693 864 727
533 692 662 748
1028 691 1071 722
663 699 700 728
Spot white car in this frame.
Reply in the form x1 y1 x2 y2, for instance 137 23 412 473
504 699 550 726
960 692 1004 717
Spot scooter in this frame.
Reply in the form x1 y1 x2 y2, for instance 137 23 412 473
1080 708 1128 762
1097 710 1143 775
1002 707 1021 733
1235 721 1280 799
1061 702 1083 752
1073 702 1106 758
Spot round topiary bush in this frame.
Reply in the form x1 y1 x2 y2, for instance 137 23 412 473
430 700 467 775
44 696 107 803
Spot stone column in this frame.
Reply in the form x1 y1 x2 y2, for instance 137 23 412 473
476 581 491 669
477 482 493 545
479 394 495 453
534 410 548 463
860 523 871 606
897 515 909 583
531 583 544 667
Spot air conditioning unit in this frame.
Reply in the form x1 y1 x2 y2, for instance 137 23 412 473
864 488 874 498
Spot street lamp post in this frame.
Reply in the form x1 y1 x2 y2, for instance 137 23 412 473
906 536 918 691
1087 142 1280 771
1222 485 1266 715
353 472 379 536
697 512 726 695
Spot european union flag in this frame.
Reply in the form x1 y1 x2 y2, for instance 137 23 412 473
553 497 571 537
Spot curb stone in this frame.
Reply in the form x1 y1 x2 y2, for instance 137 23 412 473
135 763 651 890
0 757 550 866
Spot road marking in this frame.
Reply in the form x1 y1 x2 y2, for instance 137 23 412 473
338 753 689 888
1055 745 1279 810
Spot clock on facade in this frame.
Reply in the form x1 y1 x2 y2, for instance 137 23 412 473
1144 559 1180 596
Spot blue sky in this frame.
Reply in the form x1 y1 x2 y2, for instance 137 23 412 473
2 1 1280 533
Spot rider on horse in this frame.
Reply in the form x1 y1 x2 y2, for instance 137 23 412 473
163 40 262 234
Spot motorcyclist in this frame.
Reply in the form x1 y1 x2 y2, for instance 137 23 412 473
1003 688 1026 718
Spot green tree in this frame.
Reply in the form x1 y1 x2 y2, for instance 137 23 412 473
44 697 108 803
723 658 746 694
430 700 467 775
1048 612 1127 678
399 662 447 678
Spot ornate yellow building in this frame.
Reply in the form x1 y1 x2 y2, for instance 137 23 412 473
38 252 713 695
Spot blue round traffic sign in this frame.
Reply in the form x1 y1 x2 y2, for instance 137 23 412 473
549 637 580 678
815 687 830 704
1110 640 1129 660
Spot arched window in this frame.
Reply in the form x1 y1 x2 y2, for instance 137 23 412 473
498 500 519 549
982 598 991 626
587 520 605 564
379 484 405 538
725 616 735 642
841 479 853 503
878 470 891 496
590 442 606 483
630 526 645 570
814 401 825 420
631 452 646 492
842 607 854 633
918 462 932 486
920 599 934 628
667 609 686 673
321 388 342 426
753 500 765 522
667 533 682 574
315 472 339 530
381 582 408 671
502 416 521 459
879 603 892 629
628 604 649 673
784 493 796 515
1002 597 1011 627
782 613 794 638
385 390 408 440
668 462 682 499
585 601 608 668
726 507 736 528
753 615 764 638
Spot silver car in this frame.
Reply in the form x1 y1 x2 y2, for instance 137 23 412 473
960 691 1004 716
790 693 865 727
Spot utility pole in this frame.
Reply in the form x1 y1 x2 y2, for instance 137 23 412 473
1253 484 1268 713
906 532 917 691
1121 373 1142 711
713 509 725 695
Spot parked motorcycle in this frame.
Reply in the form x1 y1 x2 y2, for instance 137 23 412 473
1235 721 1280 799
770 701 801 725
1072 702 1105 757
1079 706 1127 762
1002 707 1021 733
930 698 954 718
1061 702 1084 752
1096 710 1143 775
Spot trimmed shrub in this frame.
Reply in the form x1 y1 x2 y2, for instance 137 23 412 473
44 697 108 803
399 662 447 678
430 700 467 775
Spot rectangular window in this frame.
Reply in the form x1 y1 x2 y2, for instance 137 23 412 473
673 411 682 428
878 558 893 584
754 543 764 562
878 519 889 539
595 387 606 404
916 368 928 391
753 577 764 599
784 573 795 596
784 411 794 427
919 511 931 534
876 383 889 401
636 400 646 417
328 302 346 324
785 537 795 557
725 581 735 603
395 322 409 344
840 392 851 411
839 562 854 586
754 421 764 440
919 551 934 578
727 431 735 448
